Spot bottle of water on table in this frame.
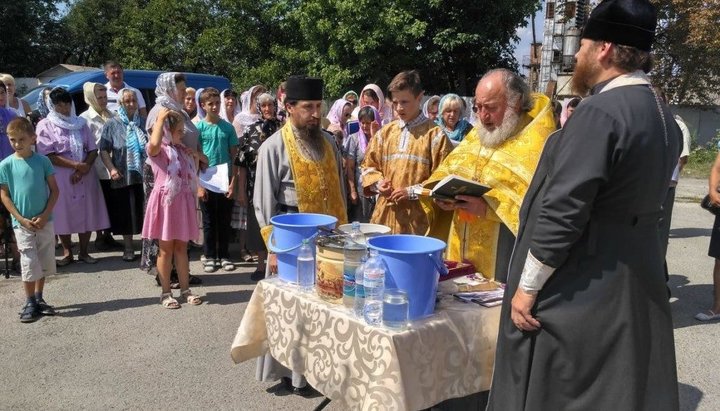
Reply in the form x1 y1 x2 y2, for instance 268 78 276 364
353 254 368 318
296 238 315 293
343 222 366 309
363 249 385 326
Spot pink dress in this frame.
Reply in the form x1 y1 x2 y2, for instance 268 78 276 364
141 143 199 242
35 119 110 235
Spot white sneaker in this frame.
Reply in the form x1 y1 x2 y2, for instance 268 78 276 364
695 310 720 321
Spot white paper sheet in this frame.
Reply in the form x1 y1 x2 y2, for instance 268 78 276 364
198 163 229 194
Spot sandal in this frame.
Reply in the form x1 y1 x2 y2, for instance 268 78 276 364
203 261 217 273
695 310 720 321
19 303 40 323
181 289 202 305
221 259 235 271
160 292 180 309
240 250 254 262
56 255 74 267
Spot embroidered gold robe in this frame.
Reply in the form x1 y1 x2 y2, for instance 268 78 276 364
361 115 452 234
423 93 556 280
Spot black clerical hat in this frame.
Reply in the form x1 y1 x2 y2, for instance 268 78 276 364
581 0 657 51
285 75 324 101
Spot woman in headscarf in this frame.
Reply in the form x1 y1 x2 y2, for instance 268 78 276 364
232 85 267 136
220 89 240 124
192 87 206 124
33 87 53 127
99 88 148 262
325 98 352 141
345 105 381 223
422 95 441 121
359 84 393 126
36 87 110 265
436 94 472 147
79 82 119 251
0 74 31 118
141 73 203 286
343 90 358 110
234 92 281 280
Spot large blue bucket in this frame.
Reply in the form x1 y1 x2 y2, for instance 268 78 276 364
367 235 448 320
268 213 338 283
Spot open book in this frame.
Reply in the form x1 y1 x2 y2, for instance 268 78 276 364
424 174 491 201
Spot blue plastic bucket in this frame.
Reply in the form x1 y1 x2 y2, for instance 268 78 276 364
367 235 448 319
268 213 338 283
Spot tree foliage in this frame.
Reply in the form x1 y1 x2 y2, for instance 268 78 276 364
11 0 539 97
0 0 65 76
651 0 720 104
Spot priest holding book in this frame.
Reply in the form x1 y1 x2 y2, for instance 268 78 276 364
422 69 555 282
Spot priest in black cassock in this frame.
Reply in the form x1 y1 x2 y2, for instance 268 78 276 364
487 0 682 410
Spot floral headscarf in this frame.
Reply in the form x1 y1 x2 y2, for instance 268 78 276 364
117 88 148 176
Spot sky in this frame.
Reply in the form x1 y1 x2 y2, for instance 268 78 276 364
513 12 545 76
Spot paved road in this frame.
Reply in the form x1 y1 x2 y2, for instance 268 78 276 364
0 178 717 410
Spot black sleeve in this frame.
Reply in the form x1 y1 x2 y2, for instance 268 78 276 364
529 105 619 268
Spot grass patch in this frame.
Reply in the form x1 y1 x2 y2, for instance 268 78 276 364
683 138 718 179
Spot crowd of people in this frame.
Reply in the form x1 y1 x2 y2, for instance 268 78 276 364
0 0 716 407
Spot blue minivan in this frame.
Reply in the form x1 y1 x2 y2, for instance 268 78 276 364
22 69 231 118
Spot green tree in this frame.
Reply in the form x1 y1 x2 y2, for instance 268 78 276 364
63 0 125 67
651 0 720 104
0 0 65 76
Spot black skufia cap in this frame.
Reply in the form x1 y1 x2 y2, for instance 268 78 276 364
284 75 324 101
581 0 657 52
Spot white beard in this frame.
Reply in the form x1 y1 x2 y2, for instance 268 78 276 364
477 109 521 148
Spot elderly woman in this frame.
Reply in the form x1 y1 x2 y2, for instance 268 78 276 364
436 94 472 147
235 92 281 280
79 82 119 251
99 89 148 261
142 73 203 286
345 105 381 223
0 82 17 160
36 87 110 265
0 74 31 118
343 90 358 109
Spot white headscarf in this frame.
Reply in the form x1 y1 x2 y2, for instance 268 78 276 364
234 85 263 130
220 89 240 123
46 87 85 161
361 84 393 125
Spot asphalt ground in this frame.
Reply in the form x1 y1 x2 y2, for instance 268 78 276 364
0 177 717 411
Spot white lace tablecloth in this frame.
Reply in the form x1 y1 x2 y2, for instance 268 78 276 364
230 278 500 411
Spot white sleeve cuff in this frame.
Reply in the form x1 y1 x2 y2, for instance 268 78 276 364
518 250 556 292
407 184 423 200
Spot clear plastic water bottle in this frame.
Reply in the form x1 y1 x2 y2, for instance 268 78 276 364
296 238 315 293
353 254 368 317
343 222 367 309
363 249 385 325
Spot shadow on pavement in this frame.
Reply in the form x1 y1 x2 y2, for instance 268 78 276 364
668 274 715 329
670 228 712 238
55 297 158 317
194 272 259 287
679 382 703 411
203 290 253 305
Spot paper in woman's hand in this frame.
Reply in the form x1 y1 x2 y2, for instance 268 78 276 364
199 163 229 194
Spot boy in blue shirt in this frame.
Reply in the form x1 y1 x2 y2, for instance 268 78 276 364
0 118 59 323
196 88 238 272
